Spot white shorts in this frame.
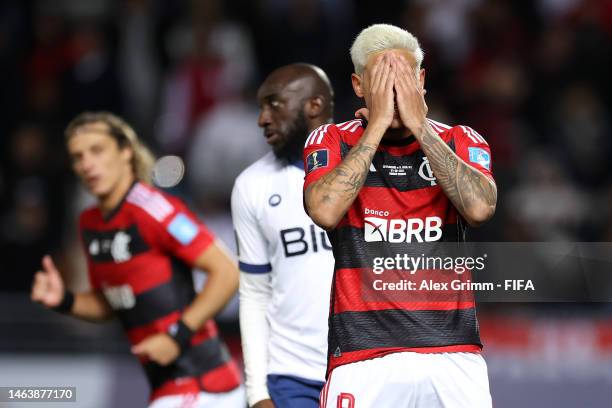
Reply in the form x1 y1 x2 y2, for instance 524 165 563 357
148 385 245 408
321 352 492 408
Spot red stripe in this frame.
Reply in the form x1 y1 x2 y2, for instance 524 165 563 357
199 359 242 393
127 314 219 347
127 311 181 345
478 317 612 352
327 344 481 375
348 122 361 132
149 360 242 401
190 320 218 346
428 119 451 131
305 128 317 146
333 267 475 313
478 316 531 350
321 370 332 408
597 322 612 349
94 254 172 294
428 120 444 133
149 379 199 402
344 186 454 229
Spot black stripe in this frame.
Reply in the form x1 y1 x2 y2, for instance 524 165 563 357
144 336 231 390
339 140 456 192
118 259 194 329
380 135 417 146
102 181 138 222
82 224 150 263
329 308 481 356
330 226 462 270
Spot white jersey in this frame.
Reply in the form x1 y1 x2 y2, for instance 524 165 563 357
231 152 335 406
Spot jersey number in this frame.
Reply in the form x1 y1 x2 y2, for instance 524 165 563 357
337 393 355 408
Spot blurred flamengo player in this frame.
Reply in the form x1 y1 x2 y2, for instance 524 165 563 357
304 25 497 407
31 112 245 407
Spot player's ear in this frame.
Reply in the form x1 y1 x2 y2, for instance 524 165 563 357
351 73 365 98
120 145 133 164
305 96 324 119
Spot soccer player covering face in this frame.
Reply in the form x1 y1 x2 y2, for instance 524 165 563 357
304 25 497 407
31 112 245 407
231 64 335 408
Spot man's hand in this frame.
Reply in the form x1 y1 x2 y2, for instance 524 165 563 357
394 55 428 137
31 255 65 308
132 333 180 366
354 107 369 121
252 399 275 408
367 53 396 130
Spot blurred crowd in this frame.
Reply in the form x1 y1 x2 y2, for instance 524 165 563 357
1 0 611 292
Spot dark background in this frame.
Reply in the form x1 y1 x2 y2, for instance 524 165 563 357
0 1 611 407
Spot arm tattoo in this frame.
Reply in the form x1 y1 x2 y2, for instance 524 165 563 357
419 125 497 221
312 141 377 206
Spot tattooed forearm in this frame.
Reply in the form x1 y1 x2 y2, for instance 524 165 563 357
305 139 378 229
317 143 376 202
418 124 497 224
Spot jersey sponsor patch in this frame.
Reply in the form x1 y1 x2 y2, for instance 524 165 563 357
468 147 491 170
167 213 198 245
306 149 328 174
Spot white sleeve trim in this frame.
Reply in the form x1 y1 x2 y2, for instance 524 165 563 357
239 272 272 406
232 177 273 406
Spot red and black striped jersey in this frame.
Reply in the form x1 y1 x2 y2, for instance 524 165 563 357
303 118 495 375
79 182 241 400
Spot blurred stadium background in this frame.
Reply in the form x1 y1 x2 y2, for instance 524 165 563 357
1 0 611 407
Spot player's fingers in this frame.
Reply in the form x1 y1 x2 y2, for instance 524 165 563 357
131 342 147 356
395 72 407 95
399 57 418 90
31 272 48 301
376 55 392 93
370 54 386 91
368 56 381 90
354 108 369 120
394 59 410 89
384 57 396 93
42 255 59 276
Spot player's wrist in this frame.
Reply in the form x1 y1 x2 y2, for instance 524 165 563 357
362 120 388 142
409 118 430 140
367 116 391 132
167 319 195 352
52 290 74 314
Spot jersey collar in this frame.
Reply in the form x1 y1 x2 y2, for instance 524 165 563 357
361 119 417 146
101 180 138 222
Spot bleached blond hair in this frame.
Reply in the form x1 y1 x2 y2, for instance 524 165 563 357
350 24 424 74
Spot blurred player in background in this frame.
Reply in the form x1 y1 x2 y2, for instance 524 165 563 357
31 112 245 407
232 64 335 408
304 25 497 407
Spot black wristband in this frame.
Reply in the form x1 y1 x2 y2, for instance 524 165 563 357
168 320 195 352
52 291 74 314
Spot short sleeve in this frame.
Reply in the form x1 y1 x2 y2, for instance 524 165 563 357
452 125 495 182
230 180 271 274
156 199 216 266
303 123 343 191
